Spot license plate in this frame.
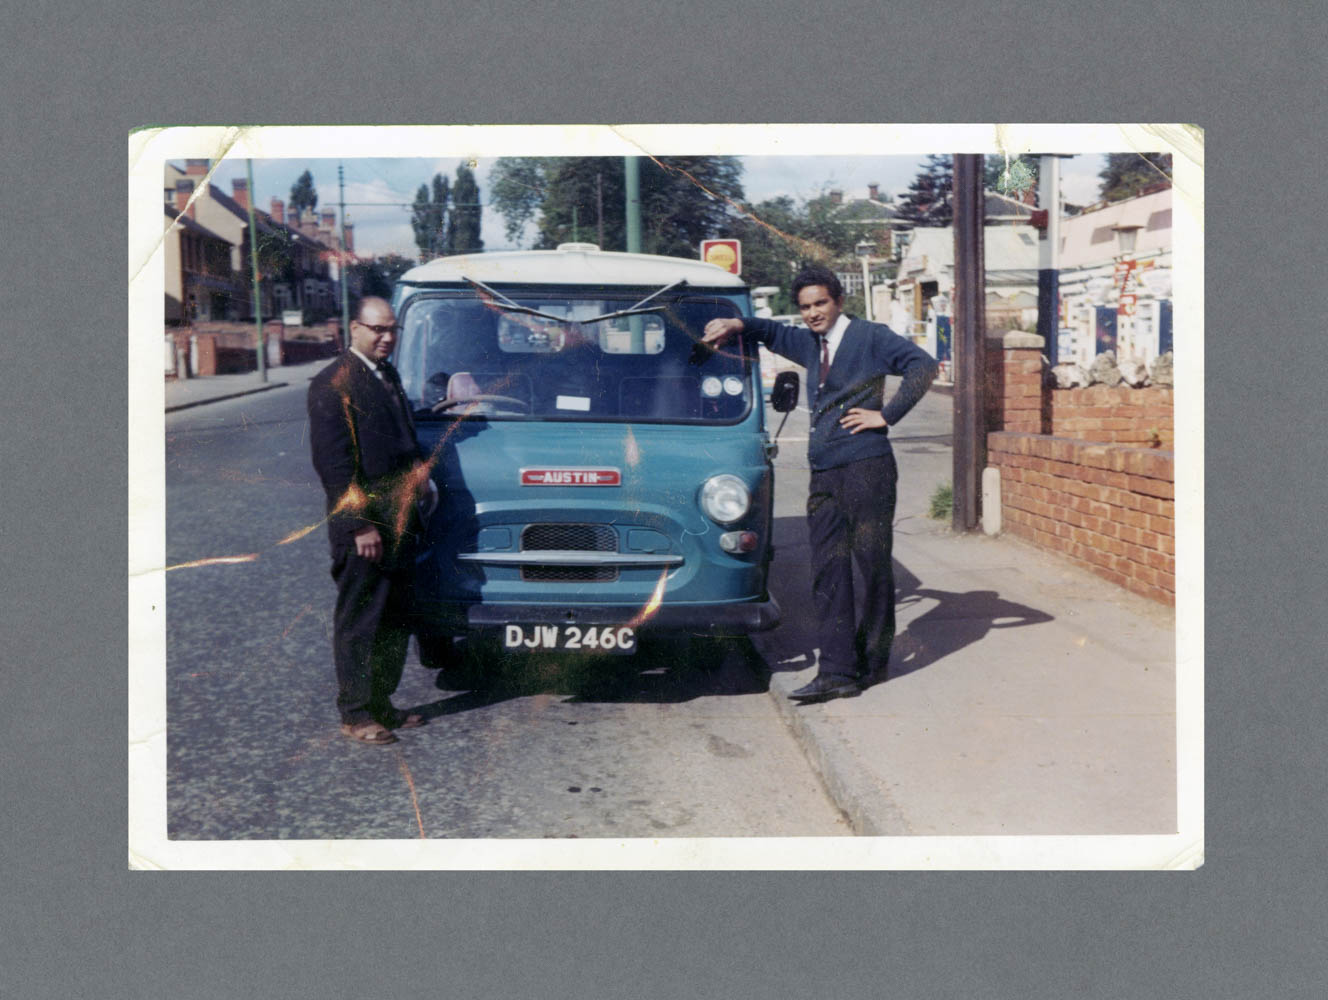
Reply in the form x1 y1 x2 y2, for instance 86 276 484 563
502 624 637 655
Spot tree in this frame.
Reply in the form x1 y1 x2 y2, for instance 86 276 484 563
489 155 744 255
719 189 889 314
723 195 804 306
289 169 318 217
254 225 296 285
985 155 1039 203
898 154 954 226
450 163 484 253
1098 152 1172 202
410 174 450 260
488 157 548 245
347 253 416 300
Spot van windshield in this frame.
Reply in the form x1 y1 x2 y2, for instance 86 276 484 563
395 291 753 424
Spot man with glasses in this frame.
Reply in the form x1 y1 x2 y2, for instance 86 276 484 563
308 296 437 745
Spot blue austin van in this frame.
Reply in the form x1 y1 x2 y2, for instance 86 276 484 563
389 244 797 666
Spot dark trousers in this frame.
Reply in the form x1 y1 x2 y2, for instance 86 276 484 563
806 453 898 679
330 546 411 725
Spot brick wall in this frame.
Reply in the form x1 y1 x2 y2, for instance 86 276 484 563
985 331 1176 605
166 320 340 376
1049 386 1174 448
988 432 1175 604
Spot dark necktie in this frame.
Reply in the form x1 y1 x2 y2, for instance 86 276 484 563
377 361 413 429
818 334 830 390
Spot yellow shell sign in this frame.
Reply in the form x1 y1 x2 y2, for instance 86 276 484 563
701 239 741 275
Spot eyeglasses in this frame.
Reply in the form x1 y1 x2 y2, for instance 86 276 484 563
355 322 399 335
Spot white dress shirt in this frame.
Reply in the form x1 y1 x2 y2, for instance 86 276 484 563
821 312 851 370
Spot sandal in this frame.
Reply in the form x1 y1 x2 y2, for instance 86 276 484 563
341 720 399 745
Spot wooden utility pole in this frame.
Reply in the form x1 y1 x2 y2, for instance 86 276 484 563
951 154 986 533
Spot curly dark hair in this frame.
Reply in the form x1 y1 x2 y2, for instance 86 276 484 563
791 265 844 304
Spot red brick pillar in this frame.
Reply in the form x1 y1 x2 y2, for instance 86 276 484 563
193 334 218 376
1002 331 1047 434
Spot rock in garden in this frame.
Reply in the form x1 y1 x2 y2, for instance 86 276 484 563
1050 362 1089 388
1118 357 1149 388
1149 351 1174 387
1087 350 1123 387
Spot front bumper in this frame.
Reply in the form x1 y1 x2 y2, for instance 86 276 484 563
407 597 780 637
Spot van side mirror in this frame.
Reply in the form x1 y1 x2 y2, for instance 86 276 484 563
771 371 800 413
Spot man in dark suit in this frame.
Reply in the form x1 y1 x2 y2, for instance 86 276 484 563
703 265 938 702
308 296 437 745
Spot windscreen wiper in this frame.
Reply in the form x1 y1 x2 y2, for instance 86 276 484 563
464 276 567 323
581 279 688 324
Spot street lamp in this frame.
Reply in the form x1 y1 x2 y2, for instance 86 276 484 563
1111 223 1142 258
855 241 875 321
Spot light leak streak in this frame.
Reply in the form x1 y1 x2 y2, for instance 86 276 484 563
626 568 670 628
396 751 427 839
164 553 260 572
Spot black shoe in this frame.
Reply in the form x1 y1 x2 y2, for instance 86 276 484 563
789 673 862 703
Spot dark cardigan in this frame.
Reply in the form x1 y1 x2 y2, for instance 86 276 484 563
745 315 939 472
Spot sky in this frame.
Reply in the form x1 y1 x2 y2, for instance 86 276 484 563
191 153 1107 260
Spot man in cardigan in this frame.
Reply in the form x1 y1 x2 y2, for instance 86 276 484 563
703 265 938 702
308 296 438 744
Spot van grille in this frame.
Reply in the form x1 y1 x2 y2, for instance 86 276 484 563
520 523 618 582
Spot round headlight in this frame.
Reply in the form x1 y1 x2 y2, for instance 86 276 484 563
699 474 751 525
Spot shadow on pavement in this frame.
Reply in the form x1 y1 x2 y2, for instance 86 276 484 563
762 514 1055 685
886 559 1055 682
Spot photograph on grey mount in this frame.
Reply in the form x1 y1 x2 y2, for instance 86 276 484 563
130 124 1202 869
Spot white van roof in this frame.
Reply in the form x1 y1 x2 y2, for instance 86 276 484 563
397 244 748 289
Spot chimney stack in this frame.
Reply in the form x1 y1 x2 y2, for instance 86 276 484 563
270 197 285 225
344 223 355 253
175 179 195 218
320 211 336 233
231 177 249 211
868 183 880 201
185 159 210 177
829 189 843 205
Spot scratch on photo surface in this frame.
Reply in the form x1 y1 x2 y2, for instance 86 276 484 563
281 603 315 640
396 751 427 839
130 126 250 285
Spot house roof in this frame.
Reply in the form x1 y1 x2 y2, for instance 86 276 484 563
833 197 904 223
1057 188 1172 269
164 206 230 243
983 190 1037 219
897 225 1041 281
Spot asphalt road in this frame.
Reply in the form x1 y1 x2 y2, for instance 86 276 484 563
165 379 866 839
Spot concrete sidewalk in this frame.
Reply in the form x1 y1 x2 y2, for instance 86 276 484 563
752 517 1177 838
164 360 329 411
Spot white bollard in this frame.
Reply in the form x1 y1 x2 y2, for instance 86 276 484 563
982 466 1002 536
